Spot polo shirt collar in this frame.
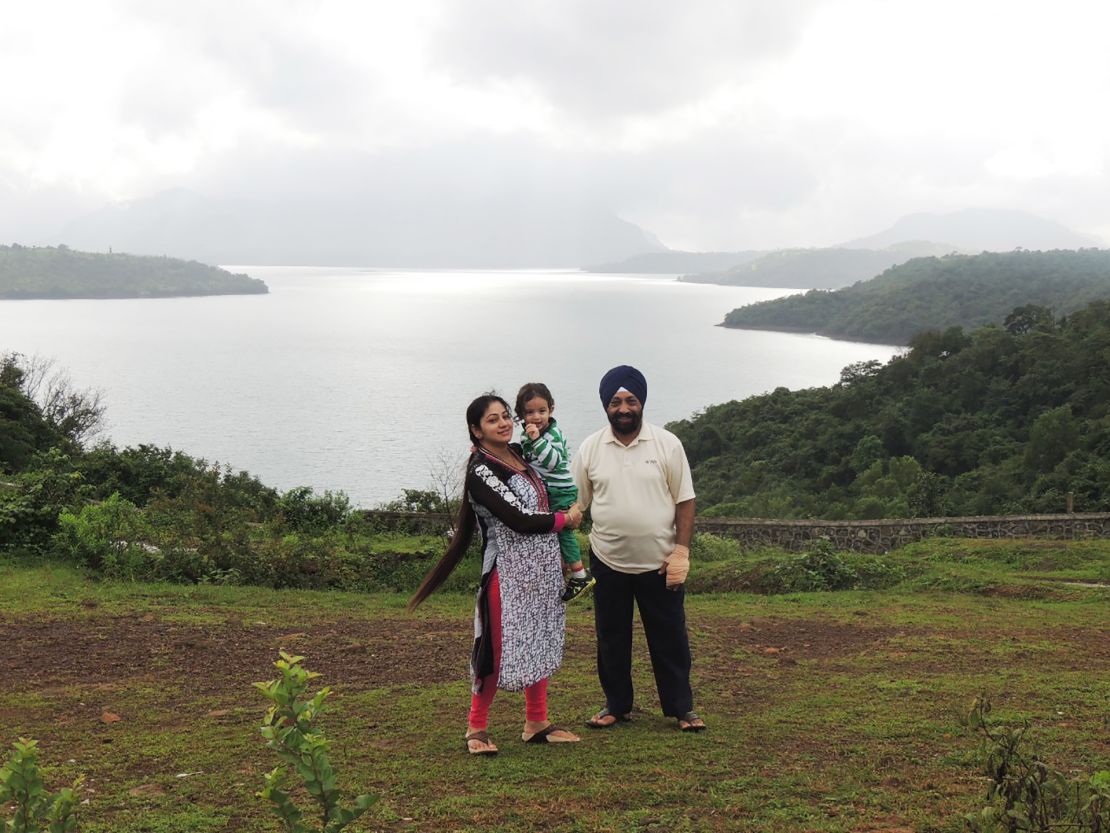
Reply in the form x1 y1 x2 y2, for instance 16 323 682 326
603 420 654 447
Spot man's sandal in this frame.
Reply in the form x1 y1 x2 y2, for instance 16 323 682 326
586 707 631 729
521 724 579 743
677 711 707 732
464 730 498 755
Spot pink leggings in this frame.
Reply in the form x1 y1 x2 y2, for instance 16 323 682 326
467 570 549 730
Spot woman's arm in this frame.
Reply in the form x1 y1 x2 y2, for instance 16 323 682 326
466 462 564 534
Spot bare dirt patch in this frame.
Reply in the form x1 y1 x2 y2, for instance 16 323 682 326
1 613 471 698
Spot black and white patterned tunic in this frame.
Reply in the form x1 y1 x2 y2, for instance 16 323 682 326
467 448 566 693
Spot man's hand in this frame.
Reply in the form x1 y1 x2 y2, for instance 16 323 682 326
563 504 583 529
658 544 690 589
524 423 540 440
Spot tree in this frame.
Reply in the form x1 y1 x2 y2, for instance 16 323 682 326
1 353 105 447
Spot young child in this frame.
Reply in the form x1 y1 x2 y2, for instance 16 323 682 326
515 382 595 602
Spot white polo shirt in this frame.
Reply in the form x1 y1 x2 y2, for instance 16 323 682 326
572 421 696 574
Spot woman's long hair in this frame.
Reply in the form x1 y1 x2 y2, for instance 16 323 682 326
407 394 510 610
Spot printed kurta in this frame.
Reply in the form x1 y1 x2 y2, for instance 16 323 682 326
466 449 566 692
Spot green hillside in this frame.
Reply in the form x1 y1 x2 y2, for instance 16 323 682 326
670 299 1110 519
0 244 267 299
721 249 1110 344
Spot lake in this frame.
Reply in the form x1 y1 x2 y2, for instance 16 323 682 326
0 267 900 505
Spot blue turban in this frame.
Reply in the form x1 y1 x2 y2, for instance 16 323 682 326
599 365 647 407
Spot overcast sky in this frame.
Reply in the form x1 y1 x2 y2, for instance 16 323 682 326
3 0 1108 250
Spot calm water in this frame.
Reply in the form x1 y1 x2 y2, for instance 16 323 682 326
0 268 899 505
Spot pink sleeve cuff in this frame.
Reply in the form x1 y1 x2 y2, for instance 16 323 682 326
552 512 566 532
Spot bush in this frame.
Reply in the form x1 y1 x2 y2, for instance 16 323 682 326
278 487 351 533
255 652 376 832
689 532 743 562
0 450 84 552
962 697 1110 832
53 493 156 578
0 738 81 833
767 538 859 592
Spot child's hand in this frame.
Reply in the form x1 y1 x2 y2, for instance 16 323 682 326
524 423 540 440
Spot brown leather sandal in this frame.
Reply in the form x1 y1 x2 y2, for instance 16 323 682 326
586 707 632 729
464 730 498 755
677 711 707 732
522 724 579 743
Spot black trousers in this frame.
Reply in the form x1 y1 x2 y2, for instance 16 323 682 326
590 550 694 717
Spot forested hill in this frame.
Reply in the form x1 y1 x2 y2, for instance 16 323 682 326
668 299 1110 520
0 245 268 299
721 249 1110 344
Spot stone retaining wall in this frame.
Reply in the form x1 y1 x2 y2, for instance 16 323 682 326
696 513 1110 552
362 510 1110 554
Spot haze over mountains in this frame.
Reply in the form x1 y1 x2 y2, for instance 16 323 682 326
596 208 1104 289
54 188 665 268
35 194 1104 274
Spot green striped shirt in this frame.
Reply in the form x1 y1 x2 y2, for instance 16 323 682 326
520 418 576 491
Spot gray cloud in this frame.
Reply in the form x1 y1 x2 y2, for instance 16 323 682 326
430 0 824 120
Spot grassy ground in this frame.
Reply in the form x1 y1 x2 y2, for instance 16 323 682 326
1 538 1108 832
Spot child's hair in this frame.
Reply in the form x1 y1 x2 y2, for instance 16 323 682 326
515 382 554 421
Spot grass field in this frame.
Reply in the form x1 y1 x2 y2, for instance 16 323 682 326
2 538 1108 832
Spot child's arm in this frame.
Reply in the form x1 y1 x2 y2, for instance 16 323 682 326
526 427 569 473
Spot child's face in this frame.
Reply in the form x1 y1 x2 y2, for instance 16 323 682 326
522 396 553 431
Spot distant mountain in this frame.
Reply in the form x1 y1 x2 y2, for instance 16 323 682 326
0 244 267 299
680 247 923 289
587 250 764 273
721 249 1110 345
843 208 1100 252
55 188 665 268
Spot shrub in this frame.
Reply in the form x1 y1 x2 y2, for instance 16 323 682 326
962 697 1110 832
767 538 859 592
53 492 155 578
255 652 376 833
278 487 351 533
0 738 81 833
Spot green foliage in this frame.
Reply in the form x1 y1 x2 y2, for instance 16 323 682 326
0 450 85 551
0 738 81 833
961 697 1110 832
0 244 267 299
254 652 376 833
53 493 154 578
278 488 351 533
766 538 861 592
0 359 67 473
673 298 1110 518
723 249 1110 345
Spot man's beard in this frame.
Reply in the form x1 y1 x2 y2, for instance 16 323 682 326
608 410 643 436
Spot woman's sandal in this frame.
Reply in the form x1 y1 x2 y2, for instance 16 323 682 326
585 707 632 729
464 730 498 755
677 711 707 732
521 723 579 743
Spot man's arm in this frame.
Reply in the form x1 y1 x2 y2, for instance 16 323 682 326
674 498 695 548
661 498 696 588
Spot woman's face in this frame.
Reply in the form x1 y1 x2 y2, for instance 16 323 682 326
471 401 514 446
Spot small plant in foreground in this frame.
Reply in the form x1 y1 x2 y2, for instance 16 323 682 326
254 652 376 833
962 696 1110 832
0 738 81 833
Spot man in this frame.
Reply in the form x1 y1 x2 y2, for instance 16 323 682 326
571 365 705 732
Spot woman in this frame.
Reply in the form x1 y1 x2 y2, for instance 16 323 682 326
409 394 583 755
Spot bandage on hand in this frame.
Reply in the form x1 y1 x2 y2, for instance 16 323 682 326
564 504 583 529
662 544 690 588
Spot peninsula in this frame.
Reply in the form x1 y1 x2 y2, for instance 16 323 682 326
0 244 268 299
